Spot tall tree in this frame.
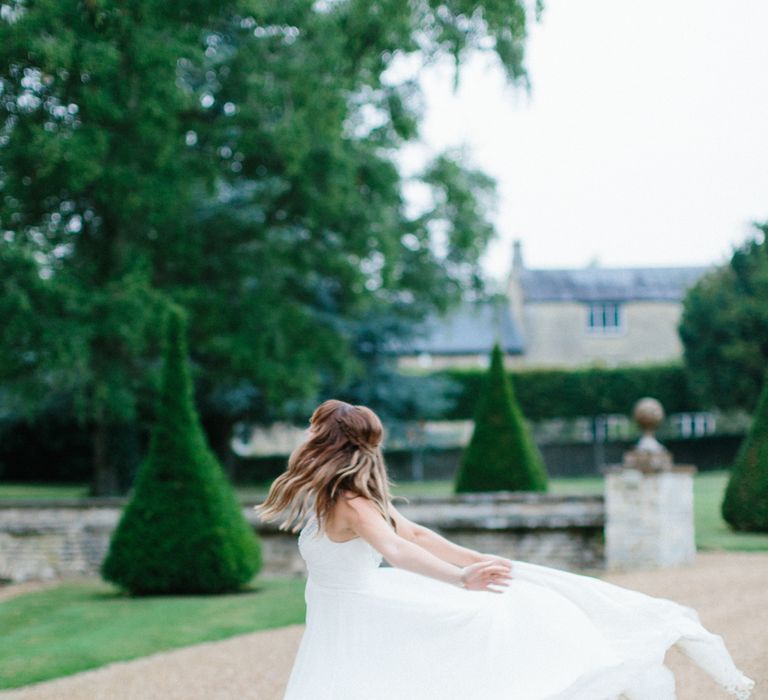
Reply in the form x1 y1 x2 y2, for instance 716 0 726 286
164 2 522 443
1 0 538 493
679 224 768 412
0 0 234 492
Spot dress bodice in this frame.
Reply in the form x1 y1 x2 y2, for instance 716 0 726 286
298 515 383 590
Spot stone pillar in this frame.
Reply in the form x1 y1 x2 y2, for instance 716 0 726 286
605 465 696 570
603 397 697 570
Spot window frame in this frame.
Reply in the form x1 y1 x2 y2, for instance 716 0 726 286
585 301 624 335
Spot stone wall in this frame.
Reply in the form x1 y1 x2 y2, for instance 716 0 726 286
504 300 686 368
0 493 605 584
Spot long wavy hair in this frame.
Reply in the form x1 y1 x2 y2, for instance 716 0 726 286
254 399 396 535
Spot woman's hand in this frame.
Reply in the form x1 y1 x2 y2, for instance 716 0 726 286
475 553 514 568
459 560 513 593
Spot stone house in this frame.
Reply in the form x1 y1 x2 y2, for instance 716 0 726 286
394 240 713 371
505 241 712 369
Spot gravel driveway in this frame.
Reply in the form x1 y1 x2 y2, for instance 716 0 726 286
1 551 764 700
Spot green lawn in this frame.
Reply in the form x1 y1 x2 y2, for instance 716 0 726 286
0 482 90 499
0 576 306 690
692 471 768 551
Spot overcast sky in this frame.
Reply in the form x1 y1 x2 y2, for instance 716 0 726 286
398 0 768 287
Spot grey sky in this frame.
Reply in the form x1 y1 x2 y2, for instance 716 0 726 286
400 0 768 286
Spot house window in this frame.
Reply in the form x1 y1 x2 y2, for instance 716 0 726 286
586 302 623 333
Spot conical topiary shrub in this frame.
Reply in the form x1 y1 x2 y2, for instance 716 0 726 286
101 306 262 594
722 367 768 532
454 343 548 493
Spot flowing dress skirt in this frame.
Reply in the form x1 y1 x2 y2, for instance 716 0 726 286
283 519 754 700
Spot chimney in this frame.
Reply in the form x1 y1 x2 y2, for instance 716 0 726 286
507 239 526 346
512 239 524 271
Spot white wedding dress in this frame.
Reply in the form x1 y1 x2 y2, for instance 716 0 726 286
282 515 754 700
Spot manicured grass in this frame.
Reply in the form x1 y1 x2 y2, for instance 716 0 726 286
543 476 604 495
693 471 768 551
0 482 90 499
388 476 604 498
0 576 306 690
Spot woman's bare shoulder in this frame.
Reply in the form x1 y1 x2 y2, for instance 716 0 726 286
338 489 375 503
335 490 378 517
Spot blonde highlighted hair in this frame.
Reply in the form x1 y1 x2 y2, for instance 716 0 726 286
254 399 396 535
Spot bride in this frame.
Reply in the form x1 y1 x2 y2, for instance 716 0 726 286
255 399 754 700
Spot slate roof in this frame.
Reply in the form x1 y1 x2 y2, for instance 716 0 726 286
389 300 524 355
518 266 713 302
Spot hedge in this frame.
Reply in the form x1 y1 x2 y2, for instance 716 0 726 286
101 307 262 594
454 344 548 493
431 362 703 421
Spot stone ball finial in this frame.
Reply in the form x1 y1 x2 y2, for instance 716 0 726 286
629 397 669 460
633 397 665 433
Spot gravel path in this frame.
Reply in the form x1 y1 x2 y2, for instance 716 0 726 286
1 551 764 700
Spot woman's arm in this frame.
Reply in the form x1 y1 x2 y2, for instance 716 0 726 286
388 503 514 569
340 496 512 593
387 503 484 567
